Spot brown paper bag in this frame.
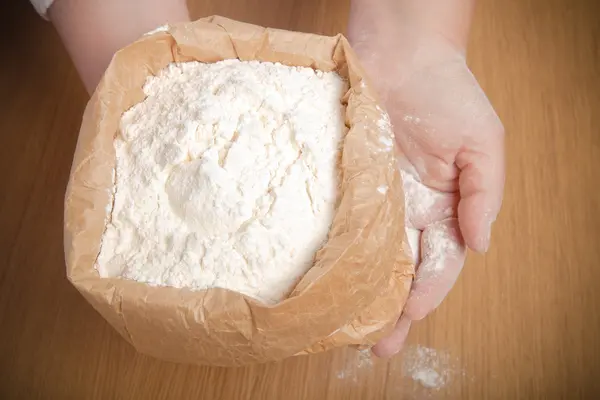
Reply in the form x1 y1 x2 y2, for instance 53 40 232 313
64 16 414 367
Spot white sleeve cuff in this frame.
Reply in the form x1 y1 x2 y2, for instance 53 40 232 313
31 0 55 19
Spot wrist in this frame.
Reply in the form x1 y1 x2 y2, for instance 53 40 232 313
349 0 473 54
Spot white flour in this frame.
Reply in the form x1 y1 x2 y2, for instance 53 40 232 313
400 168 458 273
421 222 461 274
336 349 374 382
404 226 422 265
96 60 347 304
400 169 450 227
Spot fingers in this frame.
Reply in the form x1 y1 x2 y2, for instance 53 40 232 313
373 174 466 358
456 127 505 252
372 314 412 358
403 218 466 320
373 220 465 358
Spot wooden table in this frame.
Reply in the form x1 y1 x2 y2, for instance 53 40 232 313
1 0 599 398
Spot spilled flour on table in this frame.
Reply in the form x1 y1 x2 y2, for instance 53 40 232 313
335 349 373 382
400 345 465 390
335 345 468 395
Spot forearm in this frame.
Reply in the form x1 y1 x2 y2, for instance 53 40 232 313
48 0 190 93
349 0 475 52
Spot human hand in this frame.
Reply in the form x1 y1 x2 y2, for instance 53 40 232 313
49 0 190 93
348 7 505 357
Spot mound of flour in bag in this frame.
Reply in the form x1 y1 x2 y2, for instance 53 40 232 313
96 60 347 304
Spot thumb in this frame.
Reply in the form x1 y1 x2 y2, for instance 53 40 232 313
456 123 505 253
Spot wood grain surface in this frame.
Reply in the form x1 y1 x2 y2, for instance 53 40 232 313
1 0 599 399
